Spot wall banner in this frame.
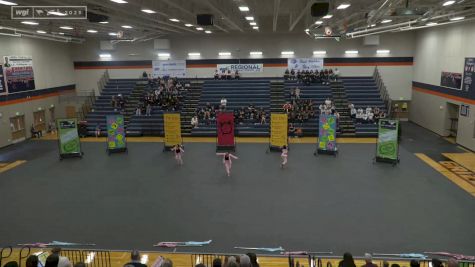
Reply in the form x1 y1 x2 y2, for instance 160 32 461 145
376 119 399 160
288 58 324 72
152 60 186 78
318 114 337 152
3 55 35 93
164 113 182 147
106 115 126 150
217 112 235 147
0 65 5 94
463 57 475 95
440 71 462 90
270 113 288 148
57 118 81 155
217 64 263 73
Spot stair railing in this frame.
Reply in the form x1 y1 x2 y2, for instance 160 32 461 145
96 70 110 96
373 67 391 116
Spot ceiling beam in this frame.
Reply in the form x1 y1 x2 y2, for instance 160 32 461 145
273 0 281 32
289 1 313 32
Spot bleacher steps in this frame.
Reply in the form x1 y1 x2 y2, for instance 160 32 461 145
270 81 285 113
330 81 355 136
181 81 203 135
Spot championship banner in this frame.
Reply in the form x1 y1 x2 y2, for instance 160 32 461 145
0 65 5 94
152 60 186 78
3 55 35 93
217 64 263 73
164 113 182 147
270 113 288 148
376 119 399 160
57 118 81 155
463 57 475 96
106 115 126 150
440 71 462 90
217 112 235 147
318 114 337 151
288 58 324 72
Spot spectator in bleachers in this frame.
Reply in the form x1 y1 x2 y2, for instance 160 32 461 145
235 70 240 80
51 248 72 267
220 97 227 110
246 253 259 267
214 70 219 80
45 254 60 267
382 261 389 267
284 69 290 80
362 253 377 267
142 71 148 78
146 103 152 116
240 255 251 267
135 105 142 116
4 262 18 267
212 258 222 267
334 68 340 81
124 250 147 267
290 69 296 80
410 260 420 267
338 253 356 267
283 102 292 113
431 259 443 267
191 115 199 128
26 256 39 267
95 124 101 137
227 70 232 80
448 259 458 267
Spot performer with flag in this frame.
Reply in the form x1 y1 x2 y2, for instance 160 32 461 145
281 145 288 168
216 152 238 177
173 144 184 165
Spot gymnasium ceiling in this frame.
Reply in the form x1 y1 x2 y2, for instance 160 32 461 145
0 0 474 42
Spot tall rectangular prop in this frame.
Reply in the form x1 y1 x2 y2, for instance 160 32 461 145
376 119 399 161
318 114 337 152
270 113 288 148
57 118 81 155
106 115 127 150
164 113 182 147
217 112 235 148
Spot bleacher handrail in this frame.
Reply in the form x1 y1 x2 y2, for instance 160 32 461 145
373 67 391 116
97 70 110 96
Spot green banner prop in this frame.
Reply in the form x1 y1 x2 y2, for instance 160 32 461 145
376 119 399 160
57 118 81 155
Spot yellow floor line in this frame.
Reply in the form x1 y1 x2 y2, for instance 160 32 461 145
37 135 376 144
0 160 27 174
415 153 475 197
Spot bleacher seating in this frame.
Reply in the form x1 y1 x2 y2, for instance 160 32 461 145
85 79 140 135
284 81 332 136
341 77 386 136
191 79 271 137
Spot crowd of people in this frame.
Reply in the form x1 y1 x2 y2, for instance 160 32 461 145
135 75 186 116
348 103 387 124
214 69 240 80
318 98 340 118
111 94 127 112
284 68 340 85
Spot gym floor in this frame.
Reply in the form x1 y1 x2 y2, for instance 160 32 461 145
0 122 474 255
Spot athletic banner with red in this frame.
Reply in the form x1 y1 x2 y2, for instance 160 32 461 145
217 112 235 147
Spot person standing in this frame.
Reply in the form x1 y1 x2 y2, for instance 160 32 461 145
281 145 288 168
216 152 238 177
173 144 184 165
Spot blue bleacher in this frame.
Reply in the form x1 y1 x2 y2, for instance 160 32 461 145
341 77 386 136
191 79 271 137
85 79 141 135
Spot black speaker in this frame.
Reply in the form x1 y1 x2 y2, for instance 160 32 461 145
87 12 109 23
197 14 214 26
311 2 330 17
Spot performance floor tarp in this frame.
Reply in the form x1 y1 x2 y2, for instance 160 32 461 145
0 122 474 254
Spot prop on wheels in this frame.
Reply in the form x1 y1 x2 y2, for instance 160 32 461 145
268 113 288 152
216 112 236 152
153 240 212 248
315 114 338 156
234 246 285 253
106 115 127 155
373 253 427 259
374 119 400 165
17 241 96 248
163 112 183 152
57 118 83 160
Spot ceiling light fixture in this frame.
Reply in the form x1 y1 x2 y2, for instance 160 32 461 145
345 50 359 54
21 21 39 25
158 53 170 57
281 51 294 55
141 9 156 14
0 0 17 5
219 52 231 56
87 29 98 33
59 26 73 30
196 27 203 31
252 26 259 30
99 21 109 24
250 51 262 55
239 6 249 11
205 30 212 34
109 32 117 36
169 18 180 22
188 52 201 56
443 1 455 6
121 25 133 28
381 19 392 23
322 14 333 19
337 3 351 9
450 16 464 21
315 20 323 25
58 32 64 35
313 51 327 55
377 49 390 54
245 16 254 21
250 22 257 26
99 53 111 58
110 0 127 3
185 24 193 27
36 30 46 34
426 22 438 26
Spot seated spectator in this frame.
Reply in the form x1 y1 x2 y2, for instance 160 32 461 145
4 262 18 267
235 70 240 80
246 253 259 267
146 103 152 116
213 258 222 267
123 250 147 267
284 69 290 80
350 105 356 119
368 111 375 123
334 68 340 80
448 259 458 267
30 124 42 138
431 259 443 267
410 260 420 267
226 70 232 80
135 105 142 116
240 255 251 267
142 71 148 78
338 253 356 267
214 70 219 80
95 124 101 137
295 87 301 99
191 115 199 128
260 113 266 124
362 253 377 267
45 254 60 267
26 256 39 267
290 69 296 80
283 102 292 113
220 97 227 110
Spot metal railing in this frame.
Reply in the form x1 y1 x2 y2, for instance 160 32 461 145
373 67 392 116
97 70 110 96
58 90 97 121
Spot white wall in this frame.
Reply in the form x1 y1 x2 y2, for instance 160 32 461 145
0 36 75 90
412 21 475 151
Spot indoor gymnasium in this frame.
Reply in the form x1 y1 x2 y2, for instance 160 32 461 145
0 1 474 267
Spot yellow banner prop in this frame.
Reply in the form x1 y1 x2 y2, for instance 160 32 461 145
270 113 288 148
164 113 182 147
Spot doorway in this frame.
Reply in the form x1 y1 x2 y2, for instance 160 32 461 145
446 102 460 138
10 115 26 142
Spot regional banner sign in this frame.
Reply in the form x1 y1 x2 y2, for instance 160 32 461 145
270 113 288 148
288 58 324 72
217 64 263 73
152 60 186 78
463 57 475 95
57 118 81 155
106 115 126 150
318 114 337 151
0 65 5 94
164 113 182 147
217 112 235 147
376 119 399 160
3 55 35 93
